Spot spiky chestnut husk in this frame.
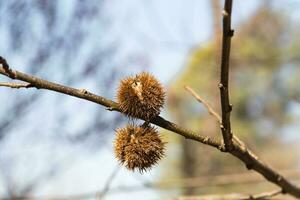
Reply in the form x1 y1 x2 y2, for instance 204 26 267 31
117 72 165 121
114 124 165 172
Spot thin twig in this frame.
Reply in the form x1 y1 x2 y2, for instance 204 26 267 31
185 85 246 147
184 85 221 123
1 65 300 198
219 0 234 151
96 165 120 199
0 82 32 89
251 189 282 199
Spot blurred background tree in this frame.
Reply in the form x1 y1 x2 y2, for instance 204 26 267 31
166 0 300 196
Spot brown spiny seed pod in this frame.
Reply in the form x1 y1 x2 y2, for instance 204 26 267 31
114 124 165 172
117 72 165 120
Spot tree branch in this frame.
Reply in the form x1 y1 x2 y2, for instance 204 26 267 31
0 65 222 150
219 0 234 151
1 62 300 198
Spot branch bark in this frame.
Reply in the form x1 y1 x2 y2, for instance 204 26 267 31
1 63 300 198
219 0 234 151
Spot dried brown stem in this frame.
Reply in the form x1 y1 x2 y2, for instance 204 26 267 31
1 63 300 198
219 0 234 151
0 82 32 89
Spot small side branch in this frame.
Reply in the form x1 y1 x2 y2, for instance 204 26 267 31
251 189 282 199
185 85 245 147
184 85 221 123
219 0 234 151
0 82 32 89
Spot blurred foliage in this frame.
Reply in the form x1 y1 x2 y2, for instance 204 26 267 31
163 3 300 195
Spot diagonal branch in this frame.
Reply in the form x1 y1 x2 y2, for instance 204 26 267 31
0 65 222 150
1 62 300 198
219 0 234 151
